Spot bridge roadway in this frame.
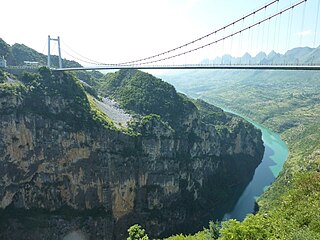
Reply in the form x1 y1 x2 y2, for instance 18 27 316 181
53 64 320 71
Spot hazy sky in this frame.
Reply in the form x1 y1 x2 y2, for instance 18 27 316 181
1 0 319 65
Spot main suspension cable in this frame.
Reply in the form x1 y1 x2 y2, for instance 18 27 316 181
112 0 281 65
131 0 306 66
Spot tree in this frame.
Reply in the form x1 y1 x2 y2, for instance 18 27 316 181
127 224 149 240
206 221 220 239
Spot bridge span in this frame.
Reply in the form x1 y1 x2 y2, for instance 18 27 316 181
53 64 320 72
49 0 320 73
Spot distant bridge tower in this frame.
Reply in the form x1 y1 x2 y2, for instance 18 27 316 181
47 35 62 68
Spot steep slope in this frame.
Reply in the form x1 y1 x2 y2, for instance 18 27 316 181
94 69 266 236
0 68 264 239
99 69 196 129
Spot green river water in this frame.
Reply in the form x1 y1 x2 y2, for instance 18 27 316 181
222 109 289 221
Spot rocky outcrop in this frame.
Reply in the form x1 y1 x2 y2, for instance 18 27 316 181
0 70 264 239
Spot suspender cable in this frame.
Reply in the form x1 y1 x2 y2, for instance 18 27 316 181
113 0 281 65
250 12 255 54
221 27 225 64
239 17 245 62
262 7 267 52
273 0 280 50
255 17 260 55
41 40 47 55
133 0 307 66
277 11 282 52
299 0 307 47
286 0 293 50
61 40 103 65
314 0 320 47
266 14 271 52
230 23 235 56
60 47 103 65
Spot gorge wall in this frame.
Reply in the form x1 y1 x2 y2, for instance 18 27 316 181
0 68 264 239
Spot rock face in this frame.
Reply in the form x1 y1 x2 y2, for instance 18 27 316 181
0 69 264 239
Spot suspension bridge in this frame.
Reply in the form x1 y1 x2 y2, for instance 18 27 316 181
48 0 320 71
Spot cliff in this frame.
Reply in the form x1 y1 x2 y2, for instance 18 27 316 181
0 68 264 239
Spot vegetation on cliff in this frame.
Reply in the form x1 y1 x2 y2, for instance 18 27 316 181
0 81 26 97
0 69 8 83
0 38 266 239
0 67 116 131
92 69 257 142
0 67 264 239
96 69 196 128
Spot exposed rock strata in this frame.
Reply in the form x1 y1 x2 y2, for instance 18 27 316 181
0 73 264 239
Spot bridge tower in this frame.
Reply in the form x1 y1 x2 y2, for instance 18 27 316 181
47 35 62 68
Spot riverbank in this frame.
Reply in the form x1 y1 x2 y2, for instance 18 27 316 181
222 108 288 220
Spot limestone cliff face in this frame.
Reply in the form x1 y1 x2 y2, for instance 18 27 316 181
0 70 264 240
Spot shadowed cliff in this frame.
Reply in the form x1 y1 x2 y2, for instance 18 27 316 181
0 68 264 239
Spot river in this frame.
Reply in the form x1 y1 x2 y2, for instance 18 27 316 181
222 109 289 221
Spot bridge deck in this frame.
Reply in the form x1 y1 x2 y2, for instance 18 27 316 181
53 64 320 71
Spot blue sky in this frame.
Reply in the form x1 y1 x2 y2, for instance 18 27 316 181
1 0 319 65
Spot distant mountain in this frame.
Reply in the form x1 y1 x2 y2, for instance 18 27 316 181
161 45 320 240
204 46 320 65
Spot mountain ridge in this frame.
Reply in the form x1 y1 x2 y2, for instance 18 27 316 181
201 46 320 65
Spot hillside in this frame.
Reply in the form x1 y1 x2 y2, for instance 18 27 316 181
0 38 104 89
0 38 79 68
0 64 265 239
161 49 320 239
96 69 198 130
